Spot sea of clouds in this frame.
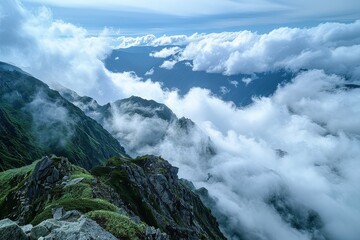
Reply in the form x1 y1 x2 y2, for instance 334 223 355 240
1 1 360 239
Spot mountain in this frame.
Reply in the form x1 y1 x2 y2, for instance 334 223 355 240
0 62 127 171
59 88 216 160
0 62 226 239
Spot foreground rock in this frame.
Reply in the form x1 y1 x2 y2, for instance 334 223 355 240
30 216 117 240
0 155 225 239
0 218 28 240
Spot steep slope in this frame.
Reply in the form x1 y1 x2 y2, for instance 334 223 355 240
0 155 226 239
0 62 127 171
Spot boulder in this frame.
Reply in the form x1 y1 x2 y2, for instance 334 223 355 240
145 226 169 240
52 207 65 220
43 216 117 240
0 218 27 240
21 223 33 234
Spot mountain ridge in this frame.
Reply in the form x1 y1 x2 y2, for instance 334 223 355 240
0 61 127 171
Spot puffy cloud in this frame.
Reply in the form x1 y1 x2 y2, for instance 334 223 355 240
149 46 182 58
179 21 360 79
0 0 119 104
89 69 360 240
241 77 252 86
161 70 360 240
229 80 239 88
159 60 178 70
116 21 360 79
109 70 166 103
144 67 154 76
116 34 191 48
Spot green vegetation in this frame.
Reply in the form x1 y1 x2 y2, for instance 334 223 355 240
0 62 128 171
86 210 145 240
69 168 94 184
62 183 93 199
31 198 118 225
0 161 37 208
109 168 159 229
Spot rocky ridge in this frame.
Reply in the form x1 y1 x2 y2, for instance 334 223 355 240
0 155 225 239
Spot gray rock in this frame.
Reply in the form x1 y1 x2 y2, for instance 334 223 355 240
31 219 62 239
34 157 53 181
61 210 82 221
0 218 27 240
43 216 117 240
52 207 66 220
145 226 169 240
31 224 50 239
48 167 60 183
21 223 33 234
65 177 84 186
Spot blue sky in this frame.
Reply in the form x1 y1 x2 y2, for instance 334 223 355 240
23 0 360 35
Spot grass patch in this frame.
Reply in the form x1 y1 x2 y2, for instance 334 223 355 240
62 183 93 199
86 210 145 240
0 161 37 208
31 198 118 225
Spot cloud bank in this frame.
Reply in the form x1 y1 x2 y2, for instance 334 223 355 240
1 1 360 240
117 21 360 80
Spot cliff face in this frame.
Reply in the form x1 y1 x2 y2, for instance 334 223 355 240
93 155 225 239
0 155 225 239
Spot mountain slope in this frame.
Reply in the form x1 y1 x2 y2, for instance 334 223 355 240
0 155 226 239
0 62 127 171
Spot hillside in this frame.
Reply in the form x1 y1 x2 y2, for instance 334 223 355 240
0 62 127 171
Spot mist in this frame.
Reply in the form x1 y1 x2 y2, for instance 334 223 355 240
23 90 75 149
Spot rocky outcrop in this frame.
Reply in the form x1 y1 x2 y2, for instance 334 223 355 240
92 155 226 239
30 216 117 240
0 154 225 239
0 218 28 240
0 210 118 240
3 156 73 224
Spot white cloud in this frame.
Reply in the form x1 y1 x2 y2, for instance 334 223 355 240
116 21 360 80
149 46 182 58
2 2 360 239
219 86 230 95
159 60 178 70
0 0 120 104
229 80 238 88
144 67 154 76
116 34 192 48
179 21 360 79
241 77 252 86
161 70 360 240
109 71 166 103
